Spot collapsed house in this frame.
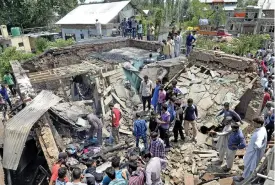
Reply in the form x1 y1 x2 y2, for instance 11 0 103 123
1 39 273 185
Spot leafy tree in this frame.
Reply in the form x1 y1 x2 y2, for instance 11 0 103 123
35 38 75 52
0 0 77 29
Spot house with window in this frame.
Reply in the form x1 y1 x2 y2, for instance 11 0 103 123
55 1 138 41
225 0 274 37
200 0 238 14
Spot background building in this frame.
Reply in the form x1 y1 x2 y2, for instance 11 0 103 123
56 1 138 41
225 0 274 37
199 0 238 13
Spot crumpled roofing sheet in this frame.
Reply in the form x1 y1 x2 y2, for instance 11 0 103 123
3 90 61 170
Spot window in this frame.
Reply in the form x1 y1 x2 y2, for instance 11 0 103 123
269 26 274 33
80 33 84 39
230 24 234 30
6 44 9 47
18 42 24 47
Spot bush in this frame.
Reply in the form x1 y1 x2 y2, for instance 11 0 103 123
0 47 35 77
196 34 271 56
35 38 75 52
35 38 48 52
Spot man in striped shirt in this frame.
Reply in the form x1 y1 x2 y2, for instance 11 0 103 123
128 161 145 185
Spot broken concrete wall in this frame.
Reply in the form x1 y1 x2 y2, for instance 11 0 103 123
22 39 128 72
128 40 161 51
234 88 254 118
189 49 256 71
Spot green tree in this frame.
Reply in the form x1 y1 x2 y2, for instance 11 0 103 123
0 0 77 28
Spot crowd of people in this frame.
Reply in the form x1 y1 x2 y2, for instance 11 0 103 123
119 18 155 41
160 28 196 59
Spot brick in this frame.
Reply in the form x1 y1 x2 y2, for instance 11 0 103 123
218 177 233 185
202 173 215 181
184 173 194 185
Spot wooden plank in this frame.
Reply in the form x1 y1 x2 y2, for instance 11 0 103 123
193 150 217 154
111 92 127 110
102 68 122 78
104 95 113 106
198 153 217 158
100 97 106 117
184 173 194 185
119 129 132 135
103 86 112 96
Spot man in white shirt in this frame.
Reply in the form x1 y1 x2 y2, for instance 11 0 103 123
95 19 102 38
139 75 153 112
143 152 167 185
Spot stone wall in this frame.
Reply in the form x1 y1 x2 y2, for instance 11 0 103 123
189 49 256 71
21 39 128 72
21 39 161 72
129 40 161 51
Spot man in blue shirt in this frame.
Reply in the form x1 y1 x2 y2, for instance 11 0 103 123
133 112 147 150
216 102 244 126
224 122 246 172
185 32 196 57
182 98 198 142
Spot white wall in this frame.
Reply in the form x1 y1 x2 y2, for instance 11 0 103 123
62 27 113 41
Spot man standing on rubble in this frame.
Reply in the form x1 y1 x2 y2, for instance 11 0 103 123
149 132 165 159
182 98 198 142
139 75 153 112
151 78 161 112
159 104 171 148
143 152 167 185
109 103 121 145
216 102 243 126
87 113 103 145
234 117 267 182
223 122 246 172
133 112 148 150
209 117 233 165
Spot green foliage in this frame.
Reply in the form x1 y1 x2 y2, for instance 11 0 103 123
0 47 35 77
196 34 271 56
0 0 78 28
35 38 48 52
237 0 258 7
35 38 75 52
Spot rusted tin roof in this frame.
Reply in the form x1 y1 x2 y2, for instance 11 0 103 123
3 90 61 170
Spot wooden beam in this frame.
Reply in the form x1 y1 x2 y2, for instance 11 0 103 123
104 95 113 106
111 92 127 110
102 68 122 78
101 97 106 117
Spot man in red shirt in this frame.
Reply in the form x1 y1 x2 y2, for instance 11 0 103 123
109 103 121 144
49 152 68 185
261 87 271 112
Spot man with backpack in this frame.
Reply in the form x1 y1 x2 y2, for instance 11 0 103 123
182 98 198 142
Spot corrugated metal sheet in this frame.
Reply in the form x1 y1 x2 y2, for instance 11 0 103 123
3 90 61 170
56 1 130 25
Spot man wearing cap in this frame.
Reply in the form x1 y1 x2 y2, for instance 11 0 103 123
49 152 68 185
87 113 103 145
224 122 246 172
234 117 267 182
